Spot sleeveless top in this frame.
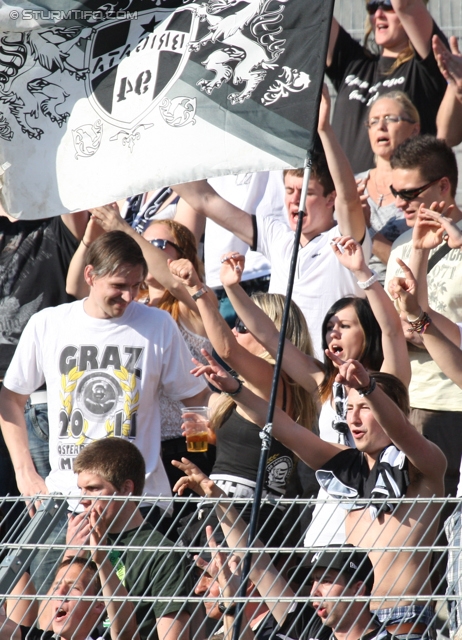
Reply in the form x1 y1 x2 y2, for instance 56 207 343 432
211 379 295 496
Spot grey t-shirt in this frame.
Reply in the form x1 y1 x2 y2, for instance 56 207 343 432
356 170 408 284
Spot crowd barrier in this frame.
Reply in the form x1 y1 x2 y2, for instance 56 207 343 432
0 493 460 639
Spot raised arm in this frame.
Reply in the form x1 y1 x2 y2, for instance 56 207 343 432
172 180 254 246
330 352 447 482
388 261 462 387
66 216 105 298
331 236 411 385
434 35 462 145
326 17 340 68
193 524 255 640
220 253 324 396
174 197 206 247
88 508 140 640
191 350 340 470
317 86 365 242
172 459 294 627
60 210 90 241
391 0 434 60
169 259 283 402
5 573 37 631
89 203 199 312
405 207 462 345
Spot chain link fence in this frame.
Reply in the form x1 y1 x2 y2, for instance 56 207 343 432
0 493 460 639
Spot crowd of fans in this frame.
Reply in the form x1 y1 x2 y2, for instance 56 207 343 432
2 0 462 638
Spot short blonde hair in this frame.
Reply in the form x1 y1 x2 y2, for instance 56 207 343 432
367 90 420 126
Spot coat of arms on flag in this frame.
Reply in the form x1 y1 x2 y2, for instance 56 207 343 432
0 0 334 219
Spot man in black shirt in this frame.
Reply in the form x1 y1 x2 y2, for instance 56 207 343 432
306 547 392 640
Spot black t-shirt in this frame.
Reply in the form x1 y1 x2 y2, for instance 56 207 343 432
20 628 53 640
0 216 78 377
326 23 448 173
254 602 331 640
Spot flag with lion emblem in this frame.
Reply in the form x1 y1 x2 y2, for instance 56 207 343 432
0 0 334 219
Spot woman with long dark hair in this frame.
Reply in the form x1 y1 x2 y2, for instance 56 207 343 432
220 236 410 544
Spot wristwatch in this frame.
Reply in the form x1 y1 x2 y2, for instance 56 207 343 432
218 602 237 615
191 286 208 301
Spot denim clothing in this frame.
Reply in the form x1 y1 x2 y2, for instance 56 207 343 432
24 400 51 480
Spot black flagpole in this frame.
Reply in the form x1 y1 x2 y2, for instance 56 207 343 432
231 4 335 638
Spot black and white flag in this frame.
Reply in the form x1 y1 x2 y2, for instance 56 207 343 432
0 0 334 219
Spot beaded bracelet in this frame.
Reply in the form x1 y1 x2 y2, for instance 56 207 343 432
357 377 376 397
222 377 243 397
408 311 432 334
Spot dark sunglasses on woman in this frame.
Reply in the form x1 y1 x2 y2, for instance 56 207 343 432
234 318 249 334
149 238 183 254
366 0 394 14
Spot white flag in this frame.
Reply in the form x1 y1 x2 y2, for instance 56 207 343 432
0 0 334 218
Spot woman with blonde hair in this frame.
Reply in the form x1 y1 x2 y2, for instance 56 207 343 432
169 254 318 548
356 90 420 280
326 0 447 174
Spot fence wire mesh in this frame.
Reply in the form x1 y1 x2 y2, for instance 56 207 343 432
0 493 460 640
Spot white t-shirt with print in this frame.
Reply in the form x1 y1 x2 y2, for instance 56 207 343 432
4 300 206 499
205 171 287 287
255 220 372 359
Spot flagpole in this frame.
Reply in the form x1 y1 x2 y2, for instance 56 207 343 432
230 5 335 637
230 158 310 640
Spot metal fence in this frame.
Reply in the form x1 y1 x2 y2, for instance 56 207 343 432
0 493 460 640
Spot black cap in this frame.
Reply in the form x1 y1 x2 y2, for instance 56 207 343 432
289 545 374 592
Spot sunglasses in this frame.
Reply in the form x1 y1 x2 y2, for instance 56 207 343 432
149 238 183 254
366 0 394 14
234 318 249 334
389 178 441 202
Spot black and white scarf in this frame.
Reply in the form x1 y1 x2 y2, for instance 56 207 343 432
316 445 410 519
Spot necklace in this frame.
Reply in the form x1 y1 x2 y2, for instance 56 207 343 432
373 172 392 208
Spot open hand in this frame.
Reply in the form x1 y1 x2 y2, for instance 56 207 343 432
433 35 462 101
220 252 245 288
412 201 453 249
172 458 217 497
89 203 126 232
416 207 462 249
331 236 368 276
191 349 241 394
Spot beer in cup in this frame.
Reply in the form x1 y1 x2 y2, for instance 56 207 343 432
181 406 209 453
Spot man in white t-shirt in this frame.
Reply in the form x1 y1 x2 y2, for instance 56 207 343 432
0 230 210 591
384 135 462 503
174 91 370 358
